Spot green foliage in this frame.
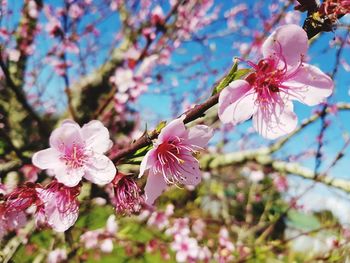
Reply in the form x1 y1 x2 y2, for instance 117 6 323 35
75 204 115 230
118 220 155 243
287 210 321 231
212 60 251 95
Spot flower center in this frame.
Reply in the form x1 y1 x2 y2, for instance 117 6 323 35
61 143 87 169
246 58 286 102
153 137 196 184
156 137 185 165
243 53 303 108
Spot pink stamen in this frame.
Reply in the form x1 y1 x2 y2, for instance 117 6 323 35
60 142 87 169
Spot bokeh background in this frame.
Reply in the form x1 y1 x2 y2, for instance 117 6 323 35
1 0 350 262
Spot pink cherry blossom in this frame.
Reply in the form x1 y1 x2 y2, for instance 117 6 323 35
111 173 144 215
35 181 80 232
0 203 27 240
32 120 116 187
139 116 213 205
218 24 334 139
0 184 38 239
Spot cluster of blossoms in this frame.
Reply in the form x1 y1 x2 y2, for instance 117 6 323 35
142 205 240 262
110 44 170 114
173 0 219 44
0 25 335 263
141 205 211 262
80 215 118 253
108 0 221 115
168 218 211 262
0 114 212 237
0 180 79 238
214 228 236 262
0 120 117 238
110 67 151 113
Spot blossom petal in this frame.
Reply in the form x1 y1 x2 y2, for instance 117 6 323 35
36 185 79 232
252 100 297 139
144 172 167 205
283 63 334 106
178 158 201 186
45 200 79 232
54 164 84 187
81 120 113 154
84 154 116 185
186 125 213 148
158 116 187 143
218 80 255 125
32 148 61 170
262 24 308 67
139 149 156 178
49 121 83 151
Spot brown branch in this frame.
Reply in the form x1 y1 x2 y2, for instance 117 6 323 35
112 93 219 163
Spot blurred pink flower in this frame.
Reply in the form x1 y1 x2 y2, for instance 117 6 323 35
28 0 39 18
151 5 165 25
218 24 334 139
192 218 206 240
171 234 200 262
20 165 39 182
147 204 174 230
139 116 213 205
68 4 83 19
35 181 80 232
0 203 27 240
46 17 62 37
0 184 39 239
165 218 190 237
80 215 117 252
5 183 39 212
273 174 288 192
32 120 116 187
47 248 67 263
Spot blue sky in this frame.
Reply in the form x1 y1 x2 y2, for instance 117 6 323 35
136 1 350 180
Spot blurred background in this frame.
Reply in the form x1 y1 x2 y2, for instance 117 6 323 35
1 0 350 262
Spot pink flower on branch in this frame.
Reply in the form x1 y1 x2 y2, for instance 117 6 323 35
35 181 80 232
139 116 213 205
111 173 144 215
218 24 334 139
32 120 116 187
